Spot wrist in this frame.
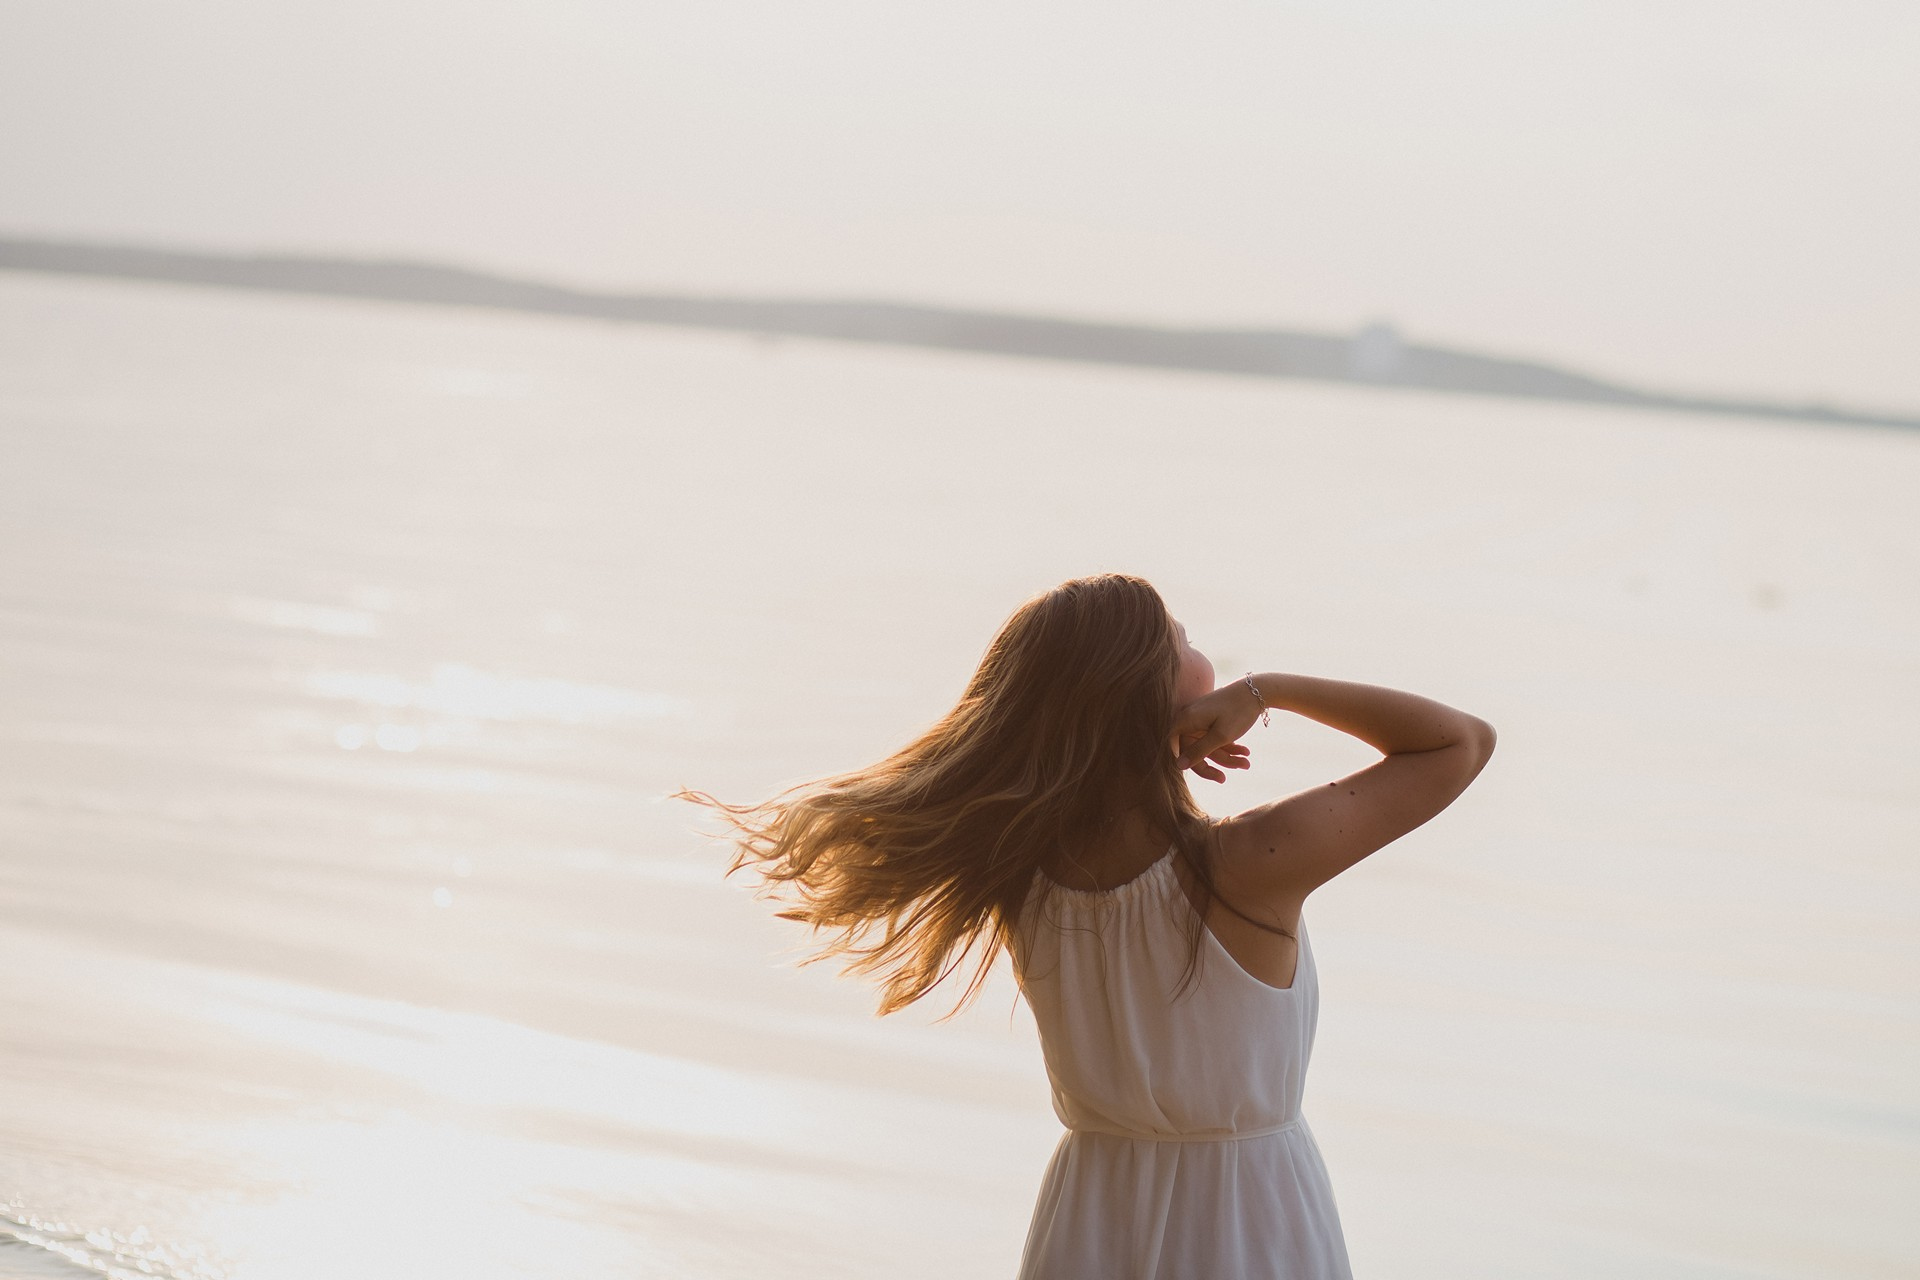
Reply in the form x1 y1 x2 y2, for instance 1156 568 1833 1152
1250 672 1305 714
1241 672 1273 727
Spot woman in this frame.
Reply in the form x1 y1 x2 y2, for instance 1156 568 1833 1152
686 573 1495 1278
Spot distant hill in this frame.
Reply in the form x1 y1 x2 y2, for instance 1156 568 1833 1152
2 236 1911 431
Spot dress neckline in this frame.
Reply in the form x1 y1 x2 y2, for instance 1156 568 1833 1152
1035 842 1178 903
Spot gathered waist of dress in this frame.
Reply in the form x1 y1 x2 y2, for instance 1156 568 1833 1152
1065 1115 1302 1143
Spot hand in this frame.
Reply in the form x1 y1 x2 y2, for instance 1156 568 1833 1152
1171 681 1265 782
1178 738 1251 784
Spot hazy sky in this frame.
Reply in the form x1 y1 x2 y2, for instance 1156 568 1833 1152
4 0 1916 408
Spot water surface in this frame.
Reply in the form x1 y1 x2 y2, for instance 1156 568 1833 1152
1 272 1914 1278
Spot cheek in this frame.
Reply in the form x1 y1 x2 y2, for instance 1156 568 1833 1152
1177 650 1214 703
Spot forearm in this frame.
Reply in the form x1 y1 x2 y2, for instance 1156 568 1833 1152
1249 672 1493 759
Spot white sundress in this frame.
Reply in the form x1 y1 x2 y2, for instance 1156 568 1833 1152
1009 844 1352 1280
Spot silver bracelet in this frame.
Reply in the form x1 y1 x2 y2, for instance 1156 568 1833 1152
1242 672 1272 727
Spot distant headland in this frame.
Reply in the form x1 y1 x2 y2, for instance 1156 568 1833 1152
2 236 1912 431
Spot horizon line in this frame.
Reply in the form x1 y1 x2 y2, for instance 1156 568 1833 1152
1 235 1913 432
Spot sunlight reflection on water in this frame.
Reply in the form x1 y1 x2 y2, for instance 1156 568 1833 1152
228 598 382 639
118 964 1028 1280
303 664 688 724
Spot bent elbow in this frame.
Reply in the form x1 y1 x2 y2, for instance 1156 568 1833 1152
1467 716 1497 772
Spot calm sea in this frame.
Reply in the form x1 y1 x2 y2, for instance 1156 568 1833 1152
0 271 1914 1279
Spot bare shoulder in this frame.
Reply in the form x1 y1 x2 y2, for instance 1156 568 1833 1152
1209 808 1311 918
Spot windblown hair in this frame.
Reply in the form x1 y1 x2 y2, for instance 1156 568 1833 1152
681 573 1268 1017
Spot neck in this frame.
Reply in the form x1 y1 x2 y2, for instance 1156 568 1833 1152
1105 805 1165 859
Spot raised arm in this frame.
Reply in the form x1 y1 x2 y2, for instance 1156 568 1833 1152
1174 673 1495 906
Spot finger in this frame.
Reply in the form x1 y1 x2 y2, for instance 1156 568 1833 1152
1169 713 1206 748
1176 728 1231 770
1173 726 1207 765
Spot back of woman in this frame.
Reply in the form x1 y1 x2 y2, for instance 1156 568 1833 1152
1013 852 1347 1278
684 573 1494 1280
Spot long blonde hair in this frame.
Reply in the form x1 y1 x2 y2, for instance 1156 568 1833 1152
680 573 1260 1017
